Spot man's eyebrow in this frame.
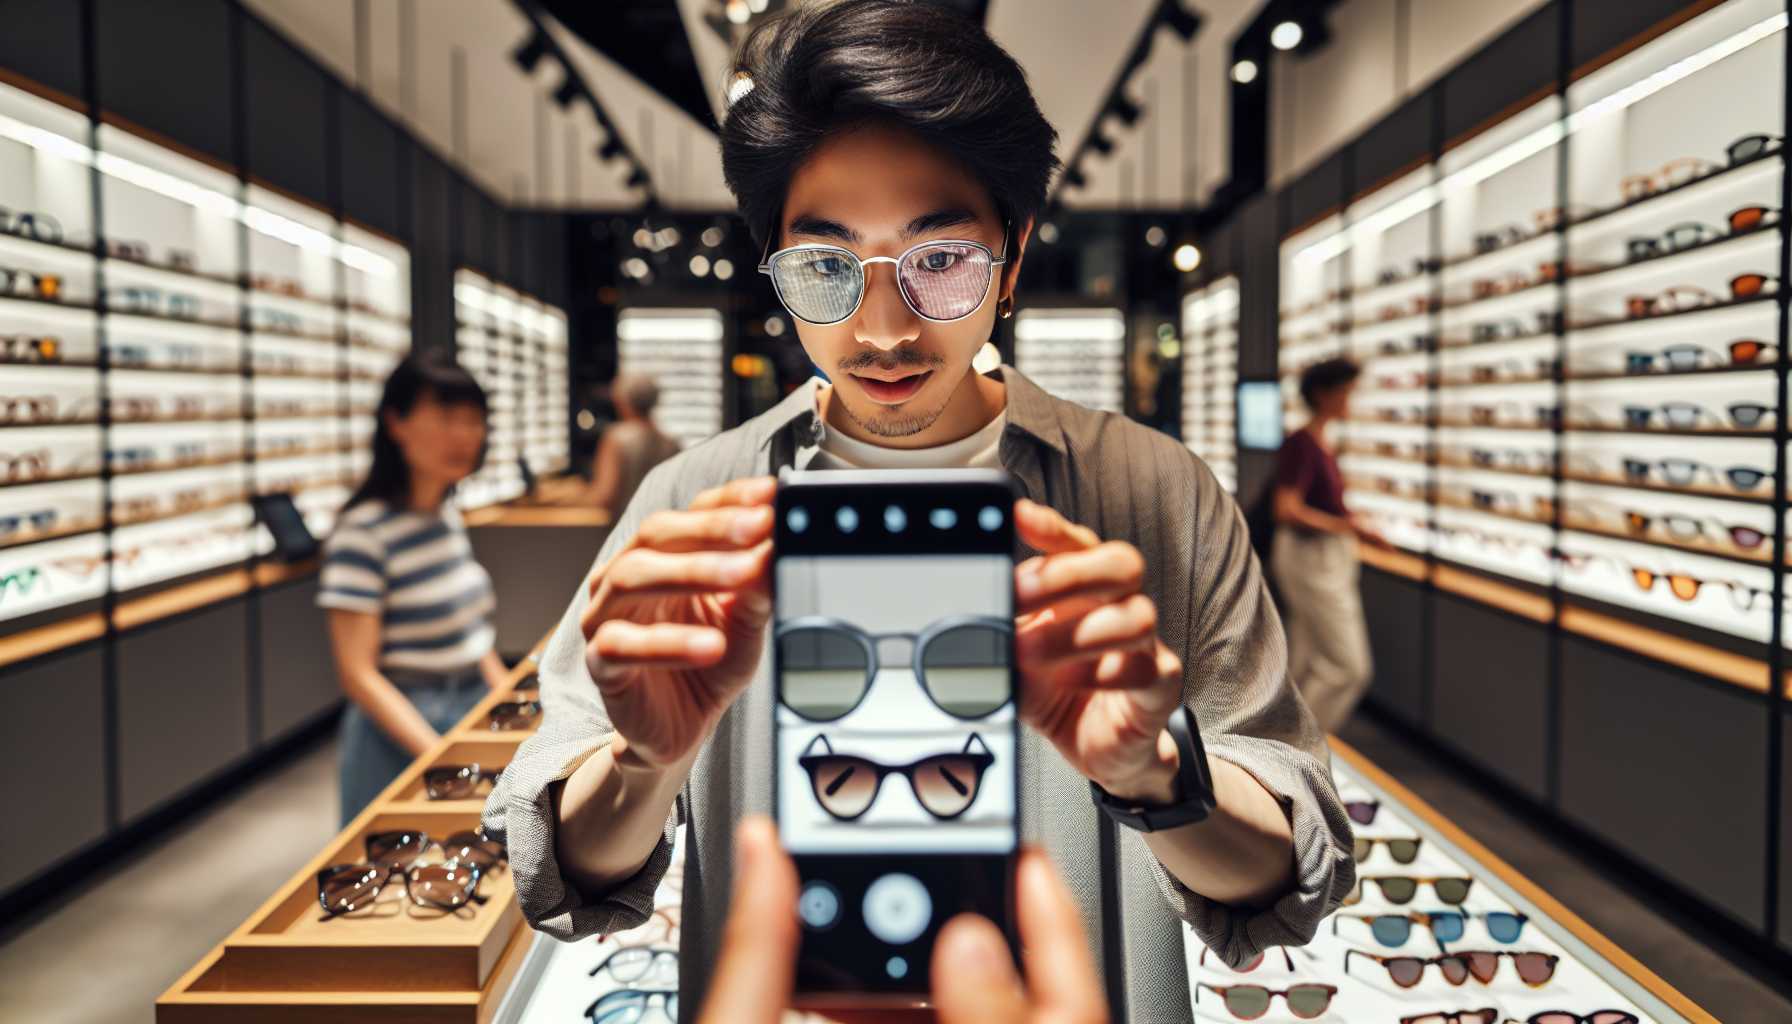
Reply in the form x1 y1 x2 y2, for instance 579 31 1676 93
784 207 983 246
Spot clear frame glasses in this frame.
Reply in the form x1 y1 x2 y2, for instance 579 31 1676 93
758 221 1010 325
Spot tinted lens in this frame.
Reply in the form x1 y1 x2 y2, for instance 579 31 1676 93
1387 958 1424 987
919 623 1011 718
1660 345 1704 370
1438 954 1470 985
1622 406 1652 428
909 750 991 819
1727 466 1767 489
1369 915 1411 946
1464 951 1500 982
491 701 539 729
898 242 995 320
592 990 647 1024
1589 1014 1640 1024
1667 574 1702 601
444 830 504 869
1623 511 1650 533
1285 985 1333 1019
1378 877 1418 904
1221 986 1271 1019
1729 402 1769 428
425 766 474 799
1729 525 1765 549
1433 877 1472 904
1730 339 1767 364
1353 837 1371 862
1660 403 1700 428
1387 839 1421 863
1428 911 1466 942
804 755 881 820
319 864 388 914
1730 205 1768 232
779 627 871 720
366 830 429 868
1513 952 1558 985
1729 134 1768 162
1732 273 1769 299
409 863 478 909
1622 458 1650 481
1346 800 1379 824
1485 911 1525 942
1530 1015 1578 1024
771 248 864 324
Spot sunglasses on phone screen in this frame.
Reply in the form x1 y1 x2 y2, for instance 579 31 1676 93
776 614 1011 721
797 733 994 821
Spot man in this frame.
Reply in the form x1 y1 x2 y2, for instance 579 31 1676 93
483 2 1355 1019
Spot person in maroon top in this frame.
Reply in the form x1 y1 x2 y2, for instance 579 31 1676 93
1271 357 1389 732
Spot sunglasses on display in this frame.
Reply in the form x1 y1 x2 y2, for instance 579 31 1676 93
256 309 305 333
1624 207 1779 262
113 286 201 319
1619 157 1718 203
1628 565 1765 610
1618 401 1771 431
1524 1014 1640 1024
1198 946 1297 973
1473 225 1529 254
1617 457 1769 491
422 764 504 800
758 221 1010 326
0 566 46 603
0 449 51 482
0 335 61 364
106 239 150 262
0 395 59 424
489 699 542 731
797 733 994 821
1346 875 1475 906
1616 509 1766 551
0 208 64 245
0 267 63 301
1347 948 1559 988
1354 836 1423 863
1468 448 1553 472
775 614 1012 722
1623 339 1774 373
315 859 486 917
1400 1011 1501 1024
1434 525 1530 553
364 828 507 871
1727 133 1784 165
1195 981 1337 1021
1625 274 1776 318
1346 799 1380 825
250 275 308 298
585 988 677 1024
589 945 678 984
1470 272 1532 300
1335 910 1530 947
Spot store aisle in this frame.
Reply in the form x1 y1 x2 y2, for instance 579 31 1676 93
1339 714 1792 1024
0 738 339 1024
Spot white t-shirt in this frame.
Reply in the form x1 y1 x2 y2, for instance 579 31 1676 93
800 386 1007 470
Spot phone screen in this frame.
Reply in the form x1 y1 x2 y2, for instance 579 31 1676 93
773 469 1018 999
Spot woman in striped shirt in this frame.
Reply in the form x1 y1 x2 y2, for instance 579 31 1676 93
319 355 504 824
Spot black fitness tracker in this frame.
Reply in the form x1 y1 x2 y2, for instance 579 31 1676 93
1089 705 1217 832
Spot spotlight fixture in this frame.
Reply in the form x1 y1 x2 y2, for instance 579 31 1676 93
1270 20 1304 51
1158 0 1202 41
1173 243 1201 272
713 258 735 280
1038 222 1060 244
1230 58 1259 84
1089 130 1114 156
511 30 548 73
598 136 625 162
626 166 648 188
1062 166 1087 189
1110 94 1142 127
690 254 711 277
552 75 580 109
1144 225 1166 247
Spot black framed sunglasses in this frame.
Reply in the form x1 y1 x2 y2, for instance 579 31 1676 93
1727 133 1783 165
1618 457 1769 491
1345 875 1474 906
0 207 63 245
758 221 1010 325
797 732 994 821
589 945 679 984
775 614 1011 721
423 763 504 800
489 699 542 731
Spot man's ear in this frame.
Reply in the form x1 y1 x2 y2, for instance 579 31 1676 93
1001 216 1034 300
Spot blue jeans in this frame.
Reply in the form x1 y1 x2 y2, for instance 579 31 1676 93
338 666 487 826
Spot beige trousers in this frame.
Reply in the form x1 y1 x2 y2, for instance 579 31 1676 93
1271 528 1373 733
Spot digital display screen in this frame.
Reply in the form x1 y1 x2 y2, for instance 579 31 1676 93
1238 381 1285 451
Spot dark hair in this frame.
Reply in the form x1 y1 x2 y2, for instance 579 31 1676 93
1299 357 1361 410
719 0 1061 253
342 354 489 513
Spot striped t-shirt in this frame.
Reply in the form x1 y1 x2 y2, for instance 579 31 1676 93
317 499 496 673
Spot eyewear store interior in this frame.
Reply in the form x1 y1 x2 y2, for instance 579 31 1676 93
0 0 1787 1022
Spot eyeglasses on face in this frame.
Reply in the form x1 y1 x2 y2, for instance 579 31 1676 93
423 763 504 800
1335 910 1529 947
315 860 486 917
586 988 677 1024
798 732 994 821
1345 875 1474 906
1354 835 1422 863
488 699 541 730
0 207 64 245
1195 981 1337 1020
776 614 1011 722
589 945 678 984
0 335 60 364
1198 945 1296 973
758 220 1010 326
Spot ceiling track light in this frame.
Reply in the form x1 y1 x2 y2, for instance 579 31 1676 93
1088 131 1114 156
511 30 548 73
1270 19 1304 51
626 166 648 188
1062 166 1087 189
598 137 626 162
1230 58 1260 84
552 76 581 109
1109 94 1142 127
1158 0 1202 42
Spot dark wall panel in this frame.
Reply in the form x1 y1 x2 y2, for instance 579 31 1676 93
460 180 486 272
1353 88 1435 199
1571 0 1702 72
1429 595 1549 802
117 602 252 823
338 91 402 240
1361 569 1426 727
258 579 340 741
1236 193 1279 381
410 148 453 353
1560 637 1767 931
242 17 330 207
0 646 107 893
1285 153 1346 237
1440 3 1561 146
94 0 235 167
482 192 507 279
0 0 85 102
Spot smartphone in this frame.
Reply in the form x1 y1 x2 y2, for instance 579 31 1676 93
772 468 1020 1004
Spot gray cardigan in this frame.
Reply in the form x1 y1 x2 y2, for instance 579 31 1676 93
482 366 1356 1022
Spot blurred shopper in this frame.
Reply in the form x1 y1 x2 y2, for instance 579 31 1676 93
587 373 680 520
1271 357 1388 732
320 355 506 825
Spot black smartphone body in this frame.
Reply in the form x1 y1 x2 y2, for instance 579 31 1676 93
249 492 319 563
772 468 1020 1005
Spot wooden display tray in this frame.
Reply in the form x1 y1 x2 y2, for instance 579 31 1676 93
158 640 551 1022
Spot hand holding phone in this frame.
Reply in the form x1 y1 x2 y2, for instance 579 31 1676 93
579 475 778 767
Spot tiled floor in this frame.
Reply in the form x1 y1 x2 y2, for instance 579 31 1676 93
0 738 339 1024
1340 713 1792 1024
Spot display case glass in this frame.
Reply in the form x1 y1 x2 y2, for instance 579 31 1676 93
454 269 571 511
1013 307 1125 413
1180 278 1238 492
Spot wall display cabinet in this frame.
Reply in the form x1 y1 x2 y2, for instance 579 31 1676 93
1013 307 1126 413
453 269 573 512
1180 278 1239 493
615 306 726 451
0 77 411 629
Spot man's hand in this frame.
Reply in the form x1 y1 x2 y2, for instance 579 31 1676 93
698 817 1108 1024
581 476 777 768
1012 498 1185 805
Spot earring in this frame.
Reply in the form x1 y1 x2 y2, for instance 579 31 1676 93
997 295 1014 319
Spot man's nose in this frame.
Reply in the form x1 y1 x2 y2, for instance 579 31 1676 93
853 263 921 352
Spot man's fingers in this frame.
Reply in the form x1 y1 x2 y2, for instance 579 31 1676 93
691 475 778 512
605 542 773 601
1017 594 1158 670
698 817 800 1024
1014 498 1101 555
1013 847 1108 1023
931 913 1028 1024
1015 541 1145 615
589 621 726 681
631 505 775 554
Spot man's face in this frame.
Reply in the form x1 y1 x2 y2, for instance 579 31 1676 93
775 122 1020 439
